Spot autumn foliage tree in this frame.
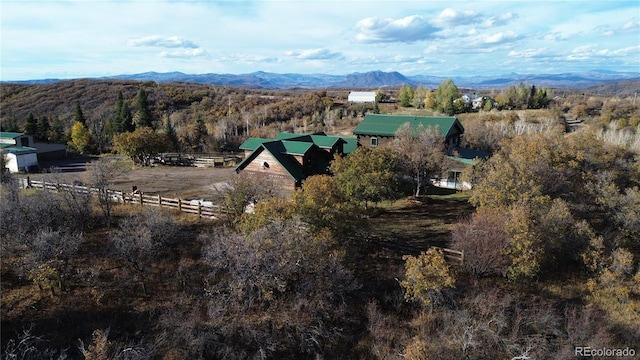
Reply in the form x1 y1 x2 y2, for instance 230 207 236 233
395 122 446 196
330 146 403 209
401 248 456 309
69 121 92 154
112 127 170 166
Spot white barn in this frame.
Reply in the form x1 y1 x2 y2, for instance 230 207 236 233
2 147 39 173
1 132 39 173
348 91 376 103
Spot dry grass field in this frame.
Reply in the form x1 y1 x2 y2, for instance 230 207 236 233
22 156 236 201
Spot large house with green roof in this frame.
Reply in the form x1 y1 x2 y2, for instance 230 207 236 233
236 132 357 193
353 114 489 190
353 114 464 149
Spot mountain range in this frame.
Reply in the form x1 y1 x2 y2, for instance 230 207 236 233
9 70 640 90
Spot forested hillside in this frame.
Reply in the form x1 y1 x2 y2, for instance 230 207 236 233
1 78 640 359
2 78 638 156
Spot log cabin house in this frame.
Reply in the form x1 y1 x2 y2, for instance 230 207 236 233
235 132 357 193
353 114 464 150
353 114 488 190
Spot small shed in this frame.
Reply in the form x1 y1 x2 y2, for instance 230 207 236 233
348 91 376 103
2 146 39 173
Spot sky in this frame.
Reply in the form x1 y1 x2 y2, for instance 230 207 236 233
1 0 639 81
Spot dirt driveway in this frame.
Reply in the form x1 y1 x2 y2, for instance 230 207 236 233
24 157 236 201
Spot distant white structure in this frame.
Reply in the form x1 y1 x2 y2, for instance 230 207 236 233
348 91 376 103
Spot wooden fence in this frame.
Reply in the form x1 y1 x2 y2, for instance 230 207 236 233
430 246 464 265
19 178 223 219
155 153 242 167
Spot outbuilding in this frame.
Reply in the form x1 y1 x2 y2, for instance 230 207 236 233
2 146 39 173
348 91 376 103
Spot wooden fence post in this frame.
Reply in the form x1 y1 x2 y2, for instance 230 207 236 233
26 176 31 188
158 195 162 207
178 198 182 212
139 193 143 205
198 203 202 218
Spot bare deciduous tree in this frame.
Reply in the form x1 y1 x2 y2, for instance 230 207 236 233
85 158 126 228
112 208 176 296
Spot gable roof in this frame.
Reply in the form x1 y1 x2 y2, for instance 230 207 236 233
241 132 357 154
236 132 359 182
353 114 464 138
281 140 315 155
235 140 305 181
239 137 271 151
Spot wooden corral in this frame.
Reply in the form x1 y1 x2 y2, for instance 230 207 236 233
19 178 223 219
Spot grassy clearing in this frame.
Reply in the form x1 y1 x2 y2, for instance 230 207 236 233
368 190 474 255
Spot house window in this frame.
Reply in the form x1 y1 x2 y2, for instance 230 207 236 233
371 137 378 147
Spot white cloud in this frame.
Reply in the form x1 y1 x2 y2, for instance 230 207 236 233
508 48 548 58
159 48 207 58
432 8 482 27
355 15 440 43
286 48 343 60
623 20 640 31
481 12 517 27
128 36 199 48
480 31 521 44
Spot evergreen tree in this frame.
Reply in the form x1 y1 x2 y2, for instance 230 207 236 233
1 117 20 132
37 116 51 141
163 115 178 151
121 102 134 132
50 116 66 143
74 101 86 125
444 95 455 116
110 90 125 136
135 87 152 128
194 115 207 151
25 113 38 135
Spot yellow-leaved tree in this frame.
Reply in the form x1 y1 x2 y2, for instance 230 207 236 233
401 248 455 310
69 121 92 154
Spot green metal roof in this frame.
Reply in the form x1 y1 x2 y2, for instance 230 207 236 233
281 140 314 155
275 132 347 150
235 140 304 181
447 147 490 168
353 114 463 138
0 132 24 139
239 137 271 151
236 132 359 182
275 132 302 140
1 146 37 154
343 137 358 154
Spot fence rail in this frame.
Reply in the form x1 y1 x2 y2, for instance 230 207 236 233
155 153 242 167
430 246 464 265
19 178 223 219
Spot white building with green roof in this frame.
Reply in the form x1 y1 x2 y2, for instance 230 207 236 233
0 132 39 173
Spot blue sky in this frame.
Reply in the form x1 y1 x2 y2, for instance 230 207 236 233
1 0 639 81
